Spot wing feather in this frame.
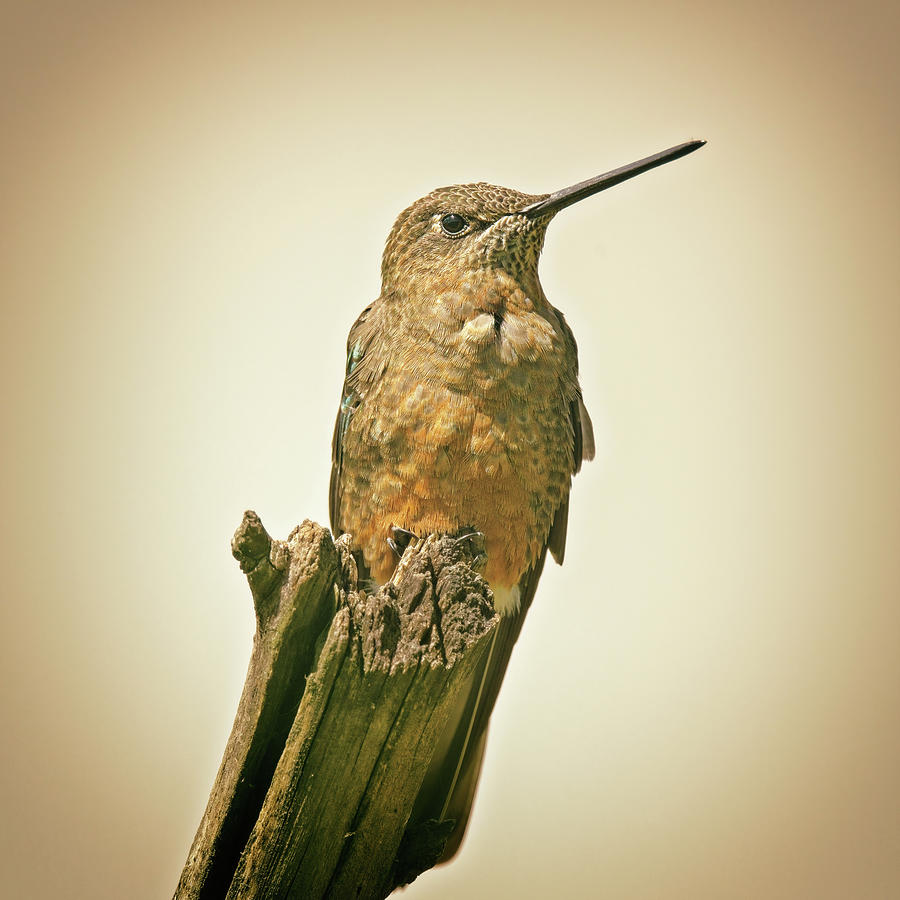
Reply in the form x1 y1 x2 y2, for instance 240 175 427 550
548 392 594 564
329 302 375 535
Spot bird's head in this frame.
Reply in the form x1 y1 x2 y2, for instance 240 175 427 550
381 183 549 296
379 140 706 299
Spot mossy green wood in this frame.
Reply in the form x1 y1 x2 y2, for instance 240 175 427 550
175 516 339 900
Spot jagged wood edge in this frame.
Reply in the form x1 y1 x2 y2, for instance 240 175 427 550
174 514 340 900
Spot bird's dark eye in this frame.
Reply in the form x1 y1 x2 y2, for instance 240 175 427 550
440 213 468 236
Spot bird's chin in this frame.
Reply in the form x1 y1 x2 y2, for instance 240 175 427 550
490 583 521 616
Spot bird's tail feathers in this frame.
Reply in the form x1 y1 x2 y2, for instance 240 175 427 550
406 547 549 864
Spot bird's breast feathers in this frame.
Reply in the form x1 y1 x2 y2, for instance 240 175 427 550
336 280 580 597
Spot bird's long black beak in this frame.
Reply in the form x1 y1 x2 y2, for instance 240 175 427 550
522 139 706 219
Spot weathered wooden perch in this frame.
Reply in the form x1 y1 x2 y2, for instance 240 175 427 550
175 511 497 900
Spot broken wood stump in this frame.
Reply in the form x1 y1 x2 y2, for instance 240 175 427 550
174 512 497 900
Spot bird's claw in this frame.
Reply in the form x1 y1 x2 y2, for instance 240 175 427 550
387 525 418 559
453 530 487 568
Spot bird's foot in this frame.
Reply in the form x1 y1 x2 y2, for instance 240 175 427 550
452 530 487 570
387 525 419 559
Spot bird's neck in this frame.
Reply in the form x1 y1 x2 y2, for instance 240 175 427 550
380 266 566 394
386 264 546 323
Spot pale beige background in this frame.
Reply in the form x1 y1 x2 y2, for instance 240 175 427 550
2 1 898 898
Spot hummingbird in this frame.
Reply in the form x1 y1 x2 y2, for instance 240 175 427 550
329 139 705 863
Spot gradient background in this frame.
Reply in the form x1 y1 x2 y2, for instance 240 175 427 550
2 1 898 897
